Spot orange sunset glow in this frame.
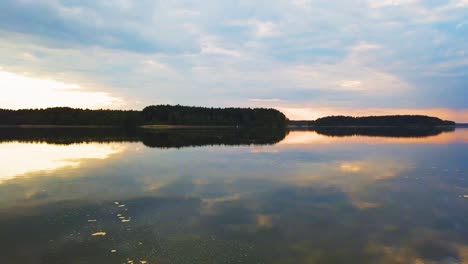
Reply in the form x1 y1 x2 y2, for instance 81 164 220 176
278 107 468 123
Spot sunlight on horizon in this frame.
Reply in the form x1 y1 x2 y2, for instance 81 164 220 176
278 107 468 123
0 70 124 109
0 69 466 123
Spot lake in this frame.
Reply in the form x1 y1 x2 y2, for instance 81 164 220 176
0 127 467 264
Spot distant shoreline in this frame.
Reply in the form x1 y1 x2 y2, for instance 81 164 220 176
0 124 460 130
0 124 239 129
141 125 236 129
0 125 116 128
0 106 457 128
0 105 286 128
289 115 456 128
288 125 458 128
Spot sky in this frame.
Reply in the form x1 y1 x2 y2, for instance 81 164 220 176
0 0 467 122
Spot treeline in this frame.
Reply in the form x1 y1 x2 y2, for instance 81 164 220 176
142 105 287 127
0 108 142 127
0 105 288 128
291 115 455 127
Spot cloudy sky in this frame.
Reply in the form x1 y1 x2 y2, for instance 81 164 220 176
1 0 467 121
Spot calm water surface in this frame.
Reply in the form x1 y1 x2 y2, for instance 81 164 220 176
1 128 467 264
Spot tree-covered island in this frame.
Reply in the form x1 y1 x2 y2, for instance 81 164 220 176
289 115 456 127
0 105 287 128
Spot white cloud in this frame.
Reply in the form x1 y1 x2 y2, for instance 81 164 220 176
201 42 241 57
291 0 311 9
199 35 243 58
228 19 281 38
105 0 133 10
278 56 413 93
144 59 171 71
455 0 468 7
249 98 282 103
252 20 281 38
351 42 382 53
367 0 418 8
174 9 200 16
456 21 468 29
339 80 362 89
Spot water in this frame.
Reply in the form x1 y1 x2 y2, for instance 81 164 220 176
0 127 467 264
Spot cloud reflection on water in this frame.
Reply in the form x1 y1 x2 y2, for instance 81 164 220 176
0 129 467 263
0 142 126 183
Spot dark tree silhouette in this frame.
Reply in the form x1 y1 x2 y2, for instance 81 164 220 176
142 105 287 127
308 115 455 127
0 105 288 128
0 107 142 127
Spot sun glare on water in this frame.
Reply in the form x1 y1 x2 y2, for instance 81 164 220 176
0 142 126 183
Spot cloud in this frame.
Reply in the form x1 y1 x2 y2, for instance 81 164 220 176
367 0 418 8
227 19 281 38
280 62 412 93
249 98 282 103
0 0 466 113
250 20 281 38
144 59 171 71
201 37 242 57
455 0 468 7
0 0 200 54
456 20 468 29
174 9 201 16
350 42 382 52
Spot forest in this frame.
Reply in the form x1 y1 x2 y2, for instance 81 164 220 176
0 108 142 127
0 105 288 128
0 107 456 128
142 105 287 127
291 115 456 127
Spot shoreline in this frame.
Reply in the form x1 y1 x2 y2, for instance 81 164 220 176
0 124 462 129
288 125 458 128
0 125 117 128
141 125 237 129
